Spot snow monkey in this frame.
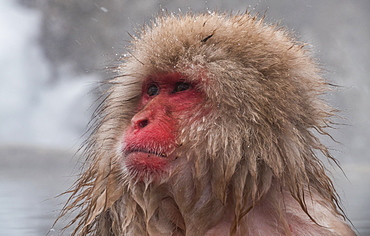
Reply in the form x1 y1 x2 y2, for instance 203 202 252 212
57 12 355 236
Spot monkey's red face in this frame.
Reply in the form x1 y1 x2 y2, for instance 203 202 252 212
122 73 203 179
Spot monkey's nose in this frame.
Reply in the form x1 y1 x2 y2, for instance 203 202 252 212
131 110 152 130
137 119 149 128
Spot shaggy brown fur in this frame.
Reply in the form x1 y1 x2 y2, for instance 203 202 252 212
57 12 355 235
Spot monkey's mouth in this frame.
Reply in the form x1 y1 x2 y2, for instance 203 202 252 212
126 149 168 158
123 148 173 176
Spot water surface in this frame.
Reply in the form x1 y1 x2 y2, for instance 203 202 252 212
0 146 369 235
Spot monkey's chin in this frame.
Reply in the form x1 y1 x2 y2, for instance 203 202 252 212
124 152 171 180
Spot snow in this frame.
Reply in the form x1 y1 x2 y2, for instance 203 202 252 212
0 1 96 149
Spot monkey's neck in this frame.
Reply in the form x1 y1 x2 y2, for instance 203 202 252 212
121 178 233 236
120 180 352 236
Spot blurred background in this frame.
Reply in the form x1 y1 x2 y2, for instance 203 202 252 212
0 0 369 235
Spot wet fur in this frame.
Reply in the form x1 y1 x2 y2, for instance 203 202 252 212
57 12 355 235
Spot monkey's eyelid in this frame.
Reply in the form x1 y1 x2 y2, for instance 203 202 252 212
147 84 160 96
172 82 191 93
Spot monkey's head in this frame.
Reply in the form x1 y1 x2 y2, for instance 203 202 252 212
62 12 339 235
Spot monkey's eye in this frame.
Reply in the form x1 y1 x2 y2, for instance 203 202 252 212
172 82 191 93
147 84 159 96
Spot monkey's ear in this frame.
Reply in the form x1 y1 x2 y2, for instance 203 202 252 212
201 33 214 43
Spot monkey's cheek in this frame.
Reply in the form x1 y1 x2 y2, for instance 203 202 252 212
124 152 170 177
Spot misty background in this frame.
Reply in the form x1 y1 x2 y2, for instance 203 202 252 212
0 0 369 235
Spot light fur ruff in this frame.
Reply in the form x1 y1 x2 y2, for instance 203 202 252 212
57 12 355 235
